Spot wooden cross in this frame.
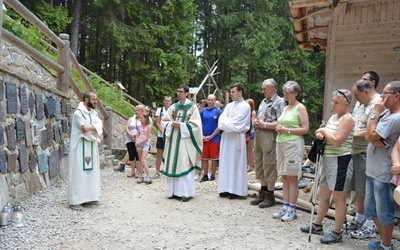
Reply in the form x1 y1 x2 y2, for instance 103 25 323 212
175 112 183 121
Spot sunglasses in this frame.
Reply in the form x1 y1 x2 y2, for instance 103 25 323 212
336 89 350 103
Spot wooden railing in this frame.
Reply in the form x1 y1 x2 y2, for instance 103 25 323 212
0 0 116 146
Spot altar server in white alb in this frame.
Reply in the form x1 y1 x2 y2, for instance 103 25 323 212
218 83 251 199
68 91 103 210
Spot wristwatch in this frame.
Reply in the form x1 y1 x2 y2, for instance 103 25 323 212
288 129 291 134
263 122 267 129
370 114 378 120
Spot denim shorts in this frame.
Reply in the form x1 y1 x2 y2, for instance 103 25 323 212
364 176 395 225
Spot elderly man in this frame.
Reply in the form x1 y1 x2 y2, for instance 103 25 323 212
250 78 286 208
365 81 400 250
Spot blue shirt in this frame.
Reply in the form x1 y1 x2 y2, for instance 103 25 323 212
201 107 222 142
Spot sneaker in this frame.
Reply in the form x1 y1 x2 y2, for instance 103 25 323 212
199 175 209 183
194 174 200 181
351 225 376 239
343 219 363 230
144 177 153 184
210 175 215 181
272 208 287 219
320 230 343 244
368 241 394 250
300 223 324 235
281 210 297 222
136 177 144 184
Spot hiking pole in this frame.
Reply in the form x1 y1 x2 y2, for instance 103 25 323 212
308 149 323 242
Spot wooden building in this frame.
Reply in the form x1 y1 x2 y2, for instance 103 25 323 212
289 0 400 119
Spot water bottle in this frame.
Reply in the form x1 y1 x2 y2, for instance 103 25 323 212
0 205 8 227
11 205 23 227
6 202 12 224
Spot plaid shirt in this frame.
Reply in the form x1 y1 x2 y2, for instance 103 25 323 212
257 94 286 123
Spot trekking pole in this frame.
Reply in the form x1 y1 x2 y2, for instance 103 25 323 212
308 152 323 242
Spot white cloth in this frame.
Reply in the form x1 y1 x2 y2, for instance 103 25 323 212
162 99 203 197
218 99 250 196
68 102 103 205
155 106 167 137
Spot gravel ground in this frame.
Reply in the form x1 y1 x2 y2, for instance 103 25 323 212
1 162 399 250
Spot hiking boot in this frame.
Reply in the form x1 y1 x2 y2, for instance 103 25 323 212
281 210 297 222
250 190 266 206
343 219 363 230
199 175 209 183
113 163 125 172
320 230 343 244
272 208 287 219
368 241 394 250
258 192 276 208
210 175 215 181
351 225 376 239
300 223 324 235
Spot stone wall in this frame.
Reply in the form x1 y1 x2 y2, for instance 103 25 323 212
0 41 71 207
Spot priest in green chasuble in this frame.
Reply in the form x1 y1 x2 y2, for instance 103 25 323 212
162 84 203 202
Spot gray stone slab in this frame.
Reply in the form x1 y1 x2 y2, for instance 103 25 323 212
44 94 60 119
19 144 28 173
48 150 60 178
15 117 25 142
20 84 29 115
46 122 53 147
6 82 18 114
58 144 64 159
29 151 37 172
37 153 48 174
0 150 6 174
0 102 4 122
61 119 68 132
66 103 71 117
0 80 3 99
36 94 44 120
0 127 4 145
54 101 62 121
6 123 16 150
25 121 32 147
61 99 67 115
40 129 48 150
7 153 17 172
54 124 61 144
29 92 35 115
31 121 39 146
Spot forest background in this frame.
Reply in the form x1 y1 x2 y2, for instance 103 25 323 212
4 0 326 142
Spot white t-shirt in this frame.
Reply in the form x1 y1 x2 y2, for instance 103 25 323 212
155 106 167 137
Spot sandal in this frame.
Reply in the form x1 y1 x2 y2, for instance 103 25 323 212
127 172 136 178
151 173 161 179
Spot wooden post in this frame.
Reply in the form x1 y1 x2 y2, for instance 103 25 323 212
0 0 4 66
58 33 70 93
104 106 113 150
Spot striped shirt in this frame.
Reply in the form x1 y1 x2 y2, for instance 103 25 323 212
324 113 354 157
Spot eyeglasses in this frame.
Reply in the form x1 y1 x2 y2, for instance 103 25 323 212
176 90 185 93
382 91 397 95
336 89 350 103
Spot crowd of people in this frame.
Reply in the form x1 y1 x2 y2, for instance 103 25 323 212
68 71 400 250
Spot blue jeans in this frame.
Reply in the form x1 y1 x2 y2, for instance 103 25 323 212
364 176 395 225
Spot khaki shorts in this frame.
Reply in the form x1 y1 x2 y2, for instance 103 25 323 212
276 137 304 177
254 130 277 182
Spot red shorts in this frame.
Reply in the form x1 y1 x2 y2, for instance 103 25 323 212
202 141 220 160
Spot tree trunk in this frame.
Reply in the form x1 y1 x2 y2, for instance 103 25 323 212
70 0 82 55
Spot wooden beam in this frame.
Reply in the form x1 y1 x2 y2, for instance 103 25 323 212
292 7 332 22
289 0 368 9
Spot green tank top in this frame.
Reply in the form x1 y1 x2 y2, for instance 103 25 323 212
276 103 302 143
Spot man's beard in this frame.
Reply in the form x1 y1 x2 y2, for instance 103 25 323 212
88 101 96 109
